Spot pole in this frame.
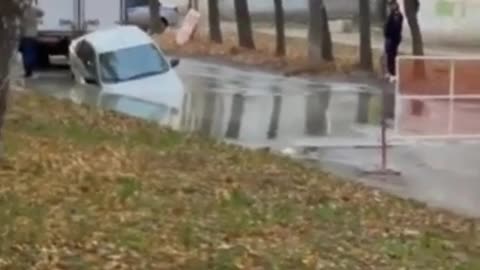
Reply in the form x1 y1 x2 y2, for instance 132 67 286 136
381 85 388 170
360 83 401 177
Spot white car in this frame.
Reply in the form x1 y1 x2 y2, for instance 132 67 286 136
69 25 184 111
126 0 180 29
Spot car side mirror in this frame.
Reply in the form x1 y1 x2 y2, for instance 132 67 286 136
170 58 180 68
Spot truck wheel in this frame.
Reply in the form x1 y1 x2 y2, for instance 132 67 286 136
38 50 50 68
161 17 169 27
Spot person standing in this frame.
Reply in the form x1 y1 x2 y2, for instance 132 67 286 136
383 0 403 81
19 1 44 78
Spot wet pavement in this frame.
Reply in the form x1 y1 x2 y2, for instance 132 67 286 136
25 58 384 145
21 57 480 218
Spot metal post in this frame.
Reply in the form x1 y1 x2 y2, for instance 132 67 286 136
448 60 455 135
381 86 388 170
361 66 401 178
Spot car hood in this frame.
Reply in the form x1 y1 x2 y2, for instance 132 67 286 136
102 69 185 111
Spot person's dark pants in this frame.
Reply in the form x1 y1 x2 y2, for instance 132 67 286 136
385 40 400 76
19 37 38 77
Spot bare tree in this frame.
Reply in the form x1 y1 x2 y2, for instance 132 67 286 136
404 0 424 79
404 0 424 114
403 0 424 55
0 0 27 157
148 0 165 34
404 0 423 55
376 0 387 24
359 0 373 71
234 0 255 49
308 0 334 65
273 0 286 56
208 0 222 43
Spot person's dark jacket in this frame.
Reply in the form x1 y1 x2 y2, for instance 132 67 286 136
384 11 404 45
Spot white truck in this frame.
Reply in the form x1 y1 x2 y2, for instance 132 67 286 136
34 0 127 67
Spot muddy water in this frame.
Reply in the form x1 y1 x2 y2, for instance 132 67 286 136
25 58 382 149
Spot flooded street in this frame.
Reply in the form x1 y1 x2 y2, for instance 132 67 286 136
23 57 480 217
26 58 383 147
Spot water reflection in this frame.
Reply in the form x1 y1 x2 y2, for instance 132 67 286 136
27 58 383 148
199 77 218 136
267 86 282 139
305 86 331 136
356 91 373 124
225 93 245 139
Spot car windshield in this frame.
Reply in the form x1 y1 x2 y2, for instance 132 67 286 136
99 44 169 83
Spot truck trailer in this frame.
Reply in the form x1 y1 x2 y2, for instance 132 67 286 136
34 0 126 67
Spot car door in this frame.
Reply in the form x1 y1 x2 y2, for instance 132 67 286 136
71 40 100 86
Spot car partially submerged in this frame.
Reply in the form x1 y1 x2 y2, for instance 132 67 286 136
69 25 184 111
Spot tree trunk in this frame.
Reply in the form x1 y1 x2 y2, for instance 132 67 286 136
308 0 334 65
0 0 23 158
208 0 222 43
273 0 286 56
376 0 387 24
404 0 425 79
234 0 255 49
404 0 423 55
0 69 10 158
320 5 334 61
148 0 165 34
359 0 373 71
189 0 199 10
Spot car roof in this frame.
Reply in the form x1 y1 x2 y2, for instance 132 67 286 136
82 25 154 53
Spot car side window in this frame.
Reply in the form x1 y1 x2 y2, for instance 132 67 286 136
75 41 98 82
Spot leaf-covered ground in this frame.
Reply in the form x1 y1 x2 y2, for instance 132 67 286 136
156 30 383 77
0 92 479 269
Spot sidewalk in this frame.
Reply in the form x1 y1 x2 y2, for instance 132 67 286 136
220 21 480 57
262 26 480 56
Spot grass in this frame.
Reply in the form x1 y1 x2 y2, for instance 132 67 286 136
0 92 479 269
